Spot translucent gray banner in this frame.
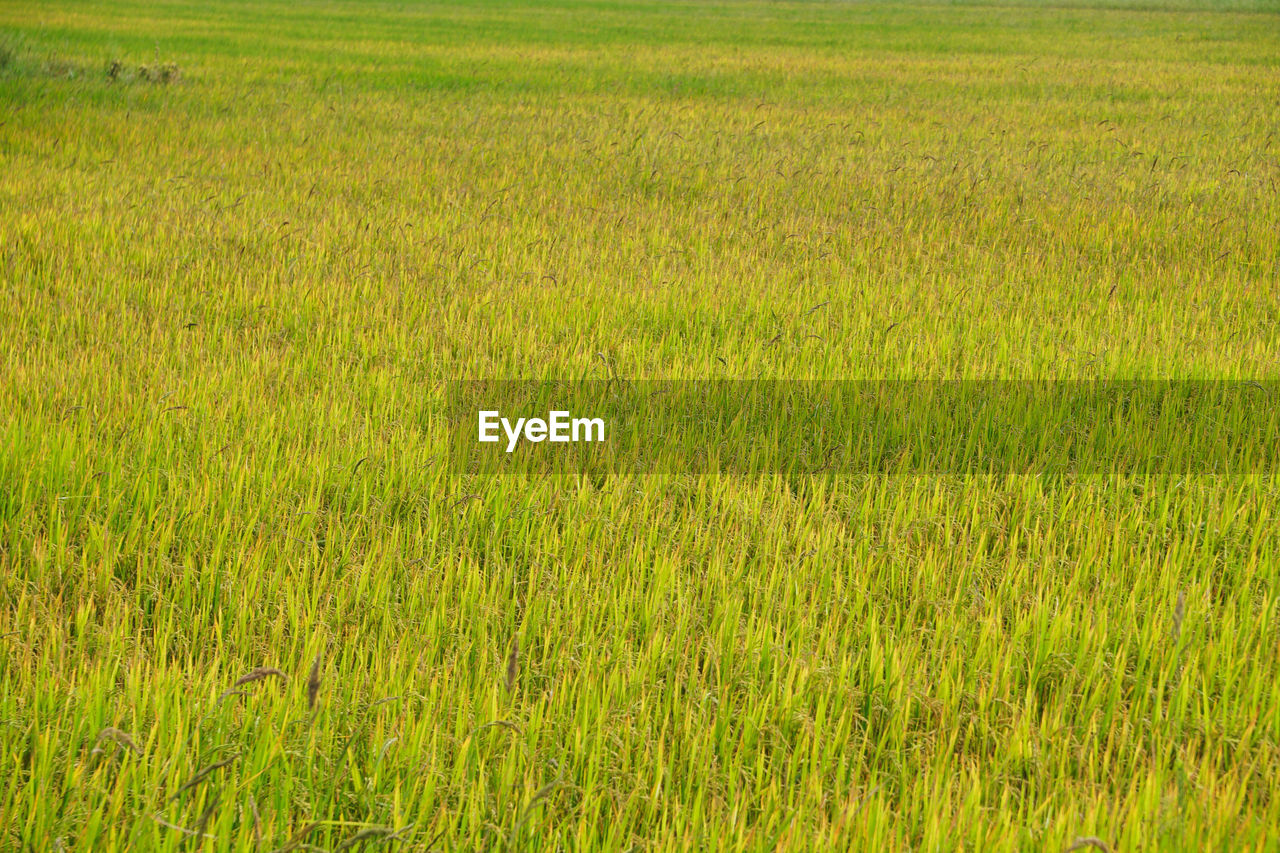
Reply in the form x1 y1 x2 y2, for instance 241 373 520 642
442 380 1279 477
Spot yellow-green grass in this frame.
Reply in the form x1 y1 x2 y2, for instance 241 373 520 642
1 0 1278 849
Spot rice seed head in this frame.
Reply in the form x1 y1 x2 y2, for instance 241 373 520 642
232 667 288 687
93 727 142 755
1171 589 1186 642
273 821 321 853
217 667 288 702
506 638 519 692
170 754 238 801
307 651 323 709
335 826 399 851
248 794 261 847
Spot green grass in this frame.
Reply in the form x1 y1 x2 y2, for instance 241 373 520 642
2 0 1279 849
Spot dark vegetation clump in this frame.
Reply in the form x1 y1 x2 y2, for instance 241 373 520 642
0 33 23 73
0 36 80 79
106 59 181 84
0 34 179 83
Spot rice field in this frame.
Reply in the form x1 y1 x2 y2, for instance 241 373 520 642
1 0 1279 849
